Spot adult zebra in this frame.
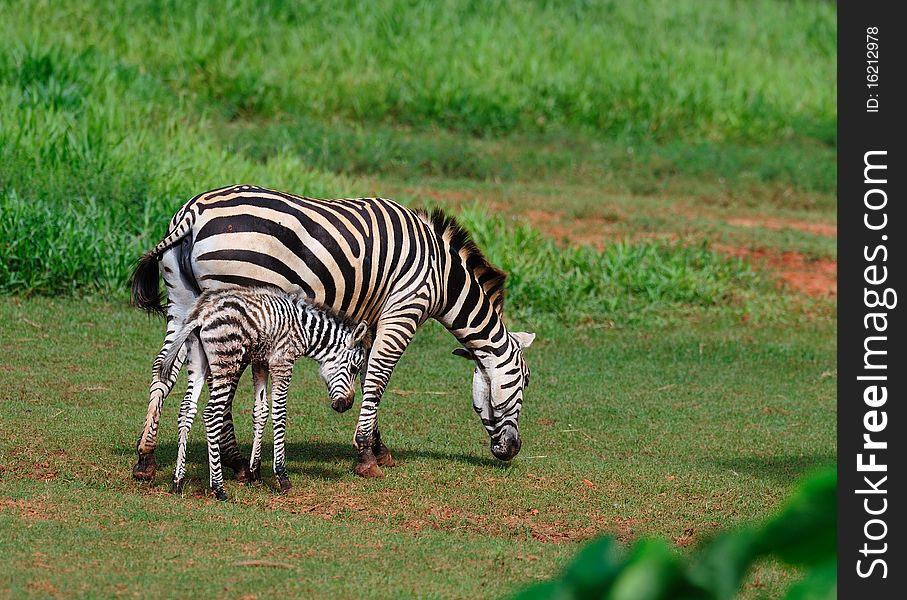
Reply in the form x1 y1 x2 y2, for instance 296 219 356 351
130 184 535 478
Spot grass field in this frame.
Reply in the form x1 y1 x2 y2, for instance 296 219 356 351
0 297 834 598
0 1 836 598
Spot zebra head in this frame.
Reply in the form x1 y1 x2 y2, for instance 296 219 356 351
318 321 371 412
454 330 535 461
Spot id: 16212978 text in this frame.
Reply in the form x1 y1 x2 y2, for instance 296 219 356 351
866 27 879 113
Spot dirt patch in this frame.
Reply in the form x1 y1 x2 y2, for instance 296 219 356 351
27 581 64 599
523 207 836 298
417 188 498 208
266 485 414 521
3 448 66 482
0 496 58 521
24 461 60 482
266 480 602 544
715 245 837 297
610 516 639 544
672 527 698 548
725 217 836 238
523 209 628 251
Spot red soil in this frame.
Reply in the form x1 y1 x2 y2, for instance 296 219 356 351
714 244 837 298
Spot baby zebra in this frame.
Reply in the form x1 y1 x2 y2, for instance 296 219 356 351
160 286 370 501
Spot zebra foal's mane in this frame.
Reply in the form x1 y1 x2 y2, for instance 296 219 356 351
420 207 507 317
198 285 374 349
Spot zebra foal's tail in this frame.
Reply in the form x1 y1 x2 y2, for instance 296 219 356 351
159 318 201 382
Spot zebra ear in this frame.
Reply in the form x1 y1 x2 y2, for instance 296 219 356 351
350 322 370 348
511 331 536 349
452 348 474 360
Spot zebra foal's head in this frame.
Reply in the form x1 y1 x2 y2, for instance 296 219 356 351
316 319 371 413
454 330 535 461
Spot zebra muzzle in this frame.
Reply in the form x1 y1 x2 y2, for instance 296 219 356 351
331 392 355 413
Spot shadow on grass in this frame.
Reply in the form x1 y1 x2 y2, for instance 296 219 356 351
714 454 835 483
118 439 503 481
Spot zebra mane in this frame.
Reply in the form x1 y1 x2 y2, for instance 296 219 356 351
421 207 507 317
297 295 373 348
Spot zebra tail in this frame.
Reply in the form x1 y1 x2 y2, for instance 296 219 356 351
129 211 195 315
159 320 199 382
130 252 166 315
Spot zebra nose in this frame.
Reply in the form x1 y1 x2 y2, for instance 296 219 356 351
331 392 355 413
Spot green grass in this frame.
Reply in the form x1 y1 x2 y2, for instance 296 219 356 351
1 0 835 141
220 119 837 198
0 1 836 597
0 0 836 302
0 296 835 599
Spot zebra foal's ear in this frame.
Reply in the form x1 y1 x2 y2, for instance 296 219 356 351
452 348 474 360
350 322 370 348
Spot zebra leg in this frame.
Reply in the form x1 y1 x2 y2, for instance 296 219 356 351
269 365 293 493
204 372 240 502
134 250 195 481
353 316 417 478
358 346 395 468
133 337 187 481
172 336 207 493
372 428 397 468
248 364 269 485
217 398 250 482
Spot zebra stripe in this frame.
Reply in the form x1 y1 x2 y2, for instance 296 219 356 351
162 286 369 499
131 184 534 478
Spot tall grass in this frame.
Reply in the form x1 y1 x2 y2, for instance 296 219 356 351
0 191 762 320
2 0 835 142
0 0 825 318
459 207 762 321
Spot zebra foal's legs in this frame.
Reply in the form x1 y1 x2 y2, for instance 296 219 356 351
248 364 269 484
203 371 241 501
267 364 294 493
171 337 207 493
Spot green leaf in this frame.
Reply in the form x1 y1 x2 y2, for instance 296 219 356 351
606 539 682 600
686 527 761 600
756 468 836 566
783 560 836 600
563 536 626 596
510 579 573 600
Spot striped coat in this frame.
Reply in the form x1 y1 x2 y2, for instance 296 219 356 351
131 185 534 479
160 286 370 499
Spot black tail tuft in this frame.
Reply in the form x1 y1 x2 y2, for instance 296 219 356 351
130 252 165 315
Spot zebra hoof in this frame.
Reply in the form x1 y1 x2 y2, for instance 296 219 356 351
171 478 186 494
212 488 228 502
278 477 292 493
132 454 157 481
247 465 262 486
374 446 397 468
354 461 385 478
